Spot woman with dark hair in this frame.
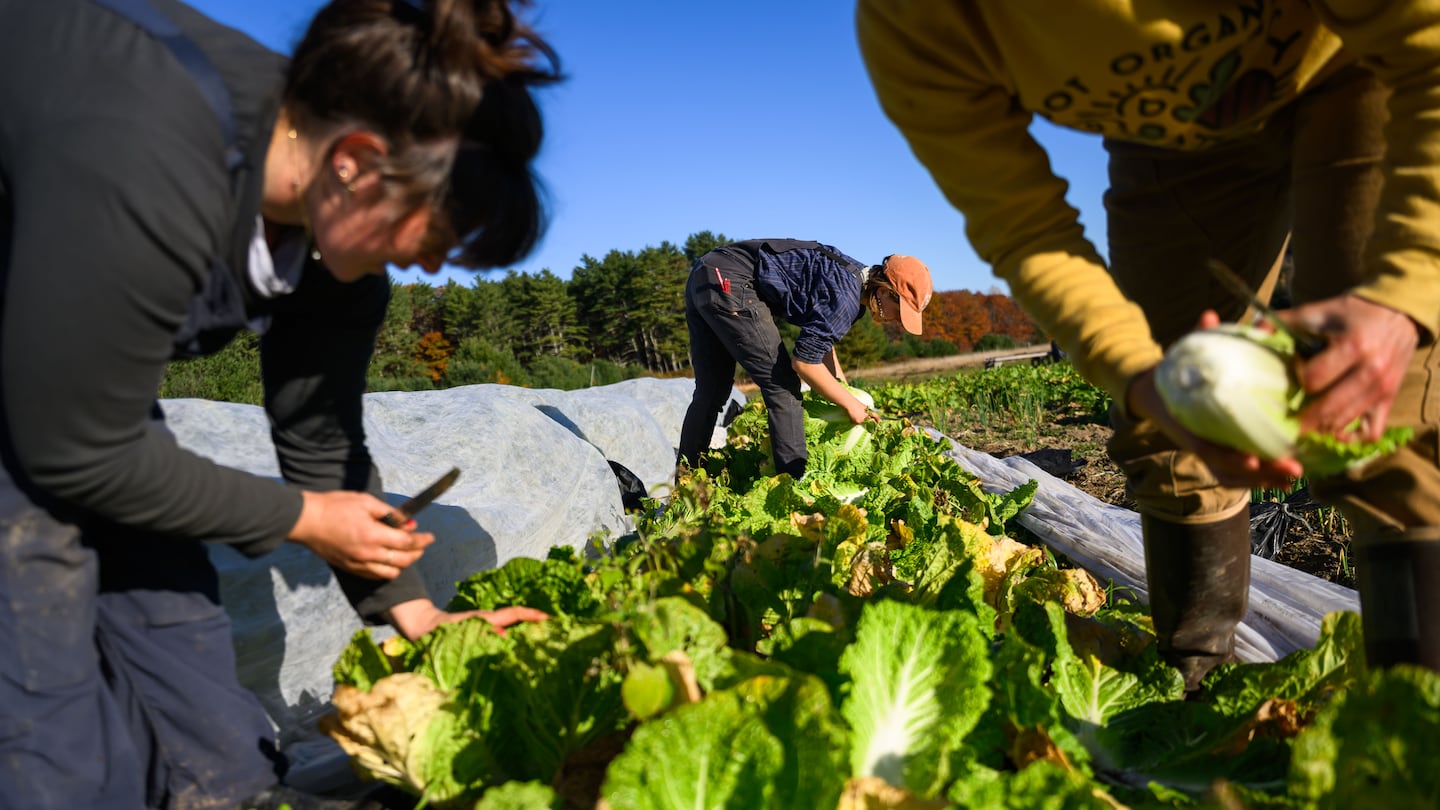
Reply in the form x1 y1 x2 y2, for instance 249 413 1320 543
0 0 557 806
677 240 932 479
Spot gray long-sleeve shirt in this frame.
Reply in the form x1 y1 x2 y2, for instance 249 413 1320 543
0 0 426 620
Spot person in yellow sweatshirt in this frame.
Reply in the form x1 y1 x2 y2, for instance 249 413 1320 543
857 1 1440 687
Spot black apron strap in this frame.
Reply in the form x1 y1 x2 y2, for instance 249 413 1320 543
815 244 867 290
90 0 254 358
90 0 242 168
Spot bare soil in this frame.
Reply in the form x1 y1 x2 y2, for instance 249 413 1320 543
851 347 1357 590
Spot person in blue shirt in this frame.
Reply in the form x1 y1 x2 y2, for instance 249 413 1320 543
678 239 933 478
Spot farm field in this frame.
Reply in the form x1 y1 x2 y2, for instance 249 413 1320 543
314 361 1439 808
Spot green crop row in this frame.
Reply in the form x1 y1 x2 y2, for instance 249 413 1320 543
320 392 1438 809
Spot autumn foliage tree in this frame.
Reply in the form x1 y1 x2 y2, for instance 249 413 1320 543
162 231 1048 401
382 266 1042 386
922 291 992 351
416 331 452 382
983 288 1041 345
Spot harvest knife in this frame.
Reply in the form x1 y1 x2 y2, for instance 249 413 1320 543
380 467 461 528
1206 260 1327 358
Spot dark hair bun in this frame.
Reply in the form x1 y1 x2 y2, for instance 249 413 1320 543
286 0 561 267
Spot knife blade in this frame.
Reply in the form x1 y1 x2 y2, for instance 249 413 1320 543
1206 260 1327 358
379 467 461 528
871 410 923 422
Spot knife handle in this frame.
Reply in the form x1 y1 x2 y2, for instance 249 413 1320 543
1293 331 1328 360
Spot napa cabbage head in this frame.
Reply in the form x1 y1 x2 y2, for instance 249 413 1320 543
1154 323 1411 478
840 600 992 796
804 383 875 457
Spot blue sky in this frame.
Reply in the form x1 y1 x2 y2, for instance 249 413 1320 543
189 0 1112 294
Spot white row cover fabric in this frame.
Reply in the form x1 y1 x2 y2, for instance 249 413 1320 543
933 430 1360 663
158 377 740 782
158 376 1347 783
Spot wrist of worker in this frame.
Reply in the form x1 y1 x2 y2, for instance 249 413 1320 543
1348 274 1437 347
385 598 447 640
334 563 432 626
287 489 324 547
1121 366 1167 425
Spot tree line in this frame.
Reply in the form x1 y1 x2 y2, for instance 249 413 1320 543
160 231 1041 404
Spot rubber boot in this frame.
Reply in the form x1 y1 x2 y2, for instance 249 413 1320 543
1142 510 1253 692
1355 528 1440 672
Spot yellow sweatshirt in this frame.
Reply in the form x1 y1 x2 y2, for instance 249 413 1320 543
858 0 1440 405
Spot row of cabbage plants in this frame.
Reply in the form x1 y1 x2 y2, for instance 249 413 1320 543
319 393 1439 809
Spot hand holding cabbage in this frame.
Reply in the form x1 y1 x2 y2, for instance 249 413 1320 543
1153 323 1412 479
805 383 878 458
1281 293 1421 441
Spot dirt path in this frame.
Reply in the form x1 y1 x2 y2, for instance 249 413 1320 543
850 344 1056 382
736 344 1055 392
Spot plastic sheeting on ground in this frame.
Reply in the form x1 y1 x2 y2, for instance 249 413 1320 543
470 376 744 497
932 430 1360 663
160 377 1352 785
159 377 738 785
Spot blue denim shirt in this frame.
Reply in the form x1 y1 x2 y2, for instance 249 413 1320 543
754 244 865 364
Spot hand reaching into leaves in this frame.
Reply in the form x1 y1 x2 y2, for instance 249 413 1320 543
386 599 549 641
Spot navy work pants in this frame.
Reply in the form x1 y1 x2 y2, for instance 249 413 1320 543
678 251 808 478
0 465 281 810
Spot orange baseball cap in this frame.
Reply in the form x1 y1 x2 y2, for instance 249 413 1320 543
884 255 932 335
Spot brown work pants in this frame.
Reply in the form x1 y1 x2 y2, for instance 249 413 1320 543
1103 65 1440 542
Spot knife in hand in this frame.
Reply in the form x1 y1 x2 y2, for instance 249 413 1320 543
379 467 460 528
1206 260 1327 358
